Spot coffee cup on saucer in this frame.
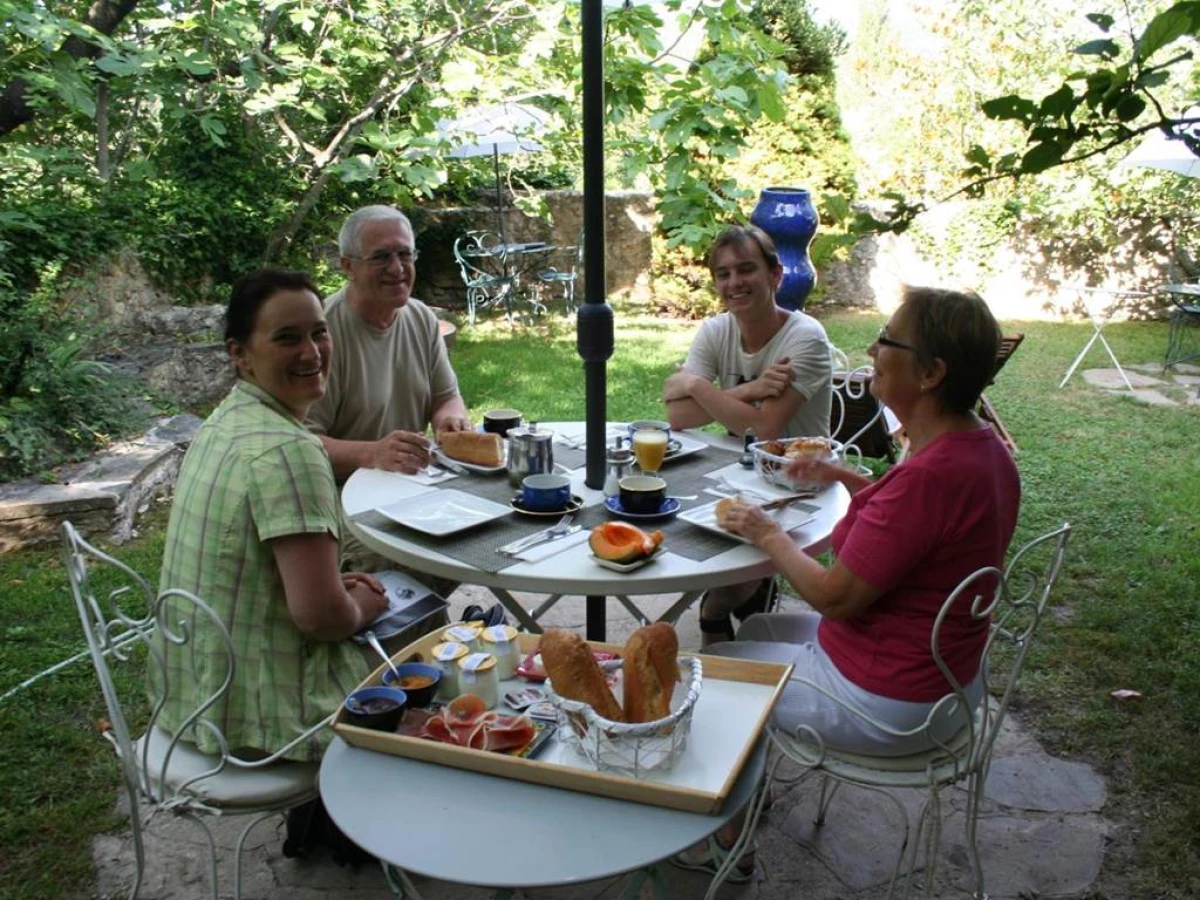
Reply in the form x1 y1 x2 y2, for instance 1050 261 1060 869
521 474 572 512
618 475 667 515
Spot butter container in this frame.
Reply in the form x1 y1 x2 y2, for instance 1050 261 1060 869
441 623 482 653
431 641 469 700
458 653 500 709
480 624 520 679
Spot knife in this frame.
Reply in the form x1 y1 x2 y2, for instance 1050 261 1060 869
759 493 816 512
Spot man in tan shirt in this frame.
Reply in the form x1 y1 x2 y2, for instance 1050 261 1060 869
307 205 472 480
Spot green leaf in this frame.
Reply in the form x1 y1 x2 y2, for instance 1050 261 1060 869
1021 141 1064 174
1039 85 1077 118
1085 13 1115 31
1136 2 1200 61
965 144 991 166
1115 94 1147 122
981 95 1038 124
1075 39 1120 59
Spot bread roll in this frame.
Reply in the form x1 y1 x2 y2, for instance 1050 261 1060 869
784 437 831 460
715 495 748 529
621 623 680 723
539 629 624 722
437 430 504 467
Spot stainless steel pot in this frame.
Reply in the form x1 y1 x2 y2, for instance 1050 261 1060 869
506 423 555 486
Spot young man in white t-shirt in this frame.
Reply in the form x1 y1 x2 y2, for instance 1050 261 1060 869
663 224 833 645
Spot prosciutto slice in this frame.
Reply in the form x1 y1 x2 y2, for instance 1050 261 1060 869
413 693 537 754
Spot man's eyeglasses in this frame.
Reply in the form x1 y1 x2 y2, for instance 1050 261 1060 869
350 249 419 268
875 328 918 353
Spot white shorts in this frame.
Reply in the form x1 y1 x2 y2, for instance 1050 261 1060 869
708 611 983 756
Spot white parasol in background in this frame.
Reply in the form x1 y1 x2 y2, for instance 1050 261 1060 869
435 102 550 243
1119 116 1200 177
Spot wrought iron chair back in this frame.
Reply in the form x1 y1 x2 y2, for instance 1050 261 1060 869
761 522 1072 899
453 230 515 325
828 344 897 461
535 235 583 316
62 521 324 900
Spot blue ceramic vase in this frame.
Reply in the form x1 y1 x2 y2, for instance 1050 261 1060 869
749 187 818 311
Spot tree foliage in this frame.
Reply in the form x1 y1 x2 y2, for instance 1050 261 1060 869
0 0 852 477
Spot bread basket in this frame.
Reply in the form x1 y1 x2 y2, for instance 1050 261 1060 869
750 437 842 492
546 656 703 777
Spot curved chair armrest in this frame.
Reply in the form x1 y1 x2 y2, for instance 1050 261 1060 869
224 713 337 768
772 673 973 766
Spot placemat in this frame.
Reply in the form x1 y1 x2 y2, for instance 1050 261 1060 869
352 444 750 573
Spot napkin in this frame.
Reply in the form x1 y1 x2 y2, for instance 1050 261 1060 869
511 529 590 563
380 467 458 487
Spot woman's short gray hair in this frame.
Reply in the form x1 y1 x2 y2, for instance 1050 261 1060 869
338 206 412 256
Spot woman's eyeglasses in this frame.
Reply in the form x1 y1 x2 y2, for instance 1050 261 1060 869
875 328 918 353
350 249 419 268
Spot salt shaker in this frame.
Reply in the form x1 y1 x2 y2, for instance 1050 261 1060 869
604 436 634 498
739 428 757 468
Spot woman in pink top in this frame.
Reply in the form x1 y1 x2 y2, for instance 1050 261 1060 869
674 286 1019 882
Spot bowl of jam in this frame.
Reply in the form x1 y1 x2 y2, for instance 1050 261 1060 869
344 686 408 731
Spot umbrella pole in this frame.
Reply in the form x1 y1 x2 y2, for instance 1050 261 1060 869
493 146 506 247
579 0 614 641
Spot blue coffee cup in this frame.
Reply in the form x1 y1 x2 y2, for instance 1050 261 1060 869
521 474 572 512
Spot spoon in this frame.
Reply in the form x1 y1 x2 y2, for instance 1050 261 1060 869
363 629 401 681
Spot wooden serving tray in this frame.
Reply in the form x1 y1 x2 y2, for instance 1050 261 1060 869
332 631 792 813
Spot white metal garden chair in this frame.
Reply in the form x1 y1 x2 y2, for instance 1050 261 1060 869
759 522 1072 899
62 521 329 900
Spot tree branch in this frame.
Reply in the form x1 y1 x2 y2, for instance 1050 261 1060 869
0 0 141 138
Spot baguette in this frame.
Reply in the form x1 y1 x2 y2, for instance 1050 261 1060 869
622 622 680 723
539 629 624 722
437 430 504 467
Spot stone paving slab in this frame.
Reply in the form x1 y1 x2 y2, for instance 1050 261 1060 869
90 588 1110 900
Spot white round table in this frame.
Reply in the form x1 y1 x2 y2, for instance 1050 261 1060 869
319 735 767 896
343 423 850 640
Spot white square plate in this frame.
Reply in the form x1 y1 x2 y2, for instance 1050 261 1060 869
678 499 818 545
375 489 511 536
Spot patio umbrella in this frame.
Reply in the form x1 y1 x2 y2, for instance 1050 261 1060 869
435 102 549 244
1118 118 1200 177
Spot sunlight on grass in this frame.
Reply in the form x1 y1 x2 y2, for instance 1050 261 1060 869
1 308 1197 897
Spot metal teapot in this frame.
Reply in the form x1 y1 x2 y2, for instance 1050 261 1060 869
506 422 555 486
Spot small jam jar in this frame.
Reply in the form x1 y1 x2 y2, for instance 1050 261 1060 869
441 623 482 653
457 653 500 709
431 641 469 700
480 624 520 679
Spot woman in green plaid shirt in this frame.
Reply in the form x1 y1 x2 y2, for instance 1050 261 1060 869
156 269 390 761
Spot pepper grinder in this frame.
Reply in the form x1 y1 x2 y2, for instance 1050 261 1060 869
604 436 634 499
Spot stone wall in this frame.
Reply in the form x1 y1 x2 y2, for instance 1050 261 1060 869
412 190 655 309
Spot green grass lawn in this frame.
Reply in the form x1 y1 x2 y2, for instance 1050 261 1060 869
1 307 1197 898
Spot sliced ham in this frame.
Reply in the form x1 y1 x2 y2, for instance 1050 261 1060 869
406 694 537 754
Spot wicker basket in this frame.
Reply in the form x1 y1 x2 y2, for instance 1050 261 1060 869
750 437 842 492
546 656 703 777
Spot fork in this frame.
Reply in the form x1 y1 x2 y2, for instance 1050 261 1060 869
501 513 576 555
714 476 771 502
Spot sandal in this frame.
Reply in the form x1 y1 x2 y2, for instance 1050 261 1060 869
671 834 756 884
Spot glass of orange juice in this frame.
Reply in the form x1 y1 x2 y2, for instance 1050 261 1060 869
631 427 669 475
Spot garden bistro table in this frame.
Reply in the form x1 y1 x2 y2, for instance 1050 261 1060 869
1059 286 1150 392
1159 283 1200 388
319 733 768 900
343 423 850 641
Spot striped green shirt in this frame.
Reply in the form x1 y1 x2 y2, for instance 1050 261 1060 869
155 381 368 761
